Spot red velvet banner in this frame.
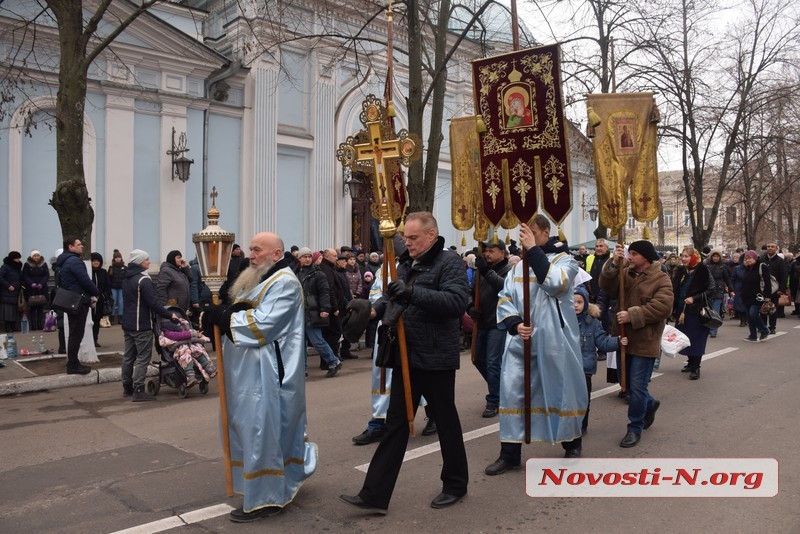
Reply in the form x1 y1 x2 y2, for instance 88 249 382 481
472 44 572 226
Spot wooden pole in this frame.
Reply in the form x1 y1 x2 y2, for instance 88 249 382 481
616 229 627 393
379 256 389 394
470 243 483 363
385 238 415 437
212 292 234 497
522 255 531 444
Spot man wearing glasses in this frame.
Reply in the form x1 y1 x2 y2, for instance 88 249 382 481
54 237 101 374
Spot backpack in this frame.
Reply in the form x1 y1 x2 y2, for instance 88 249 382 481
759 264 779 295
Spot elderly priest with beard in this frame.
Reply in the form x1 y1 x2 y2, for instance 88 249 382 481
203 232 317 522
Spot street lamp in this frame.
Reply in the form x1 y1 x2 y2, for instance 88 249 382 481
582 193 599 222
191 186 235 497
343 167 370 198
167 127 194 182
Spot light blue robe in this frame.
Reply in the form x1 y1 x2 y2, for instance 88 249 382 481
496 251 587 444
367 270 426 420
224 266 317 512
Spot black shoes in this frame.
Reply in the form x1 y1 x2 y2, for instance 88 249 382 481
689 368 700 380
123 386 133 398
421 418 437 436
681 364 691 372
339 494 388 515
132 388 156 402
759 331 769 341
563 446 582 458
430 491 465 509
484 457 522 476
643 400 660 429
744 336 757 342
229 506 282 522
620 431 641 448
482 404 498 418
66 364 92 375
325 363 342 378
352 428 385 445
340 351 358 360
769 327 776 335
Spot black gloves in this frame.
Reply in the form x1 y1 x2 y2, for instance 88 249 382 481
475 256 490 275
382 300 405 327
468 307 481 321
387 280 414 306
202 302 253 341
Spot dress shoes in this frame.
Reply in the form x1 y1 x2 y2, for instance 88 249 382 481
421 418 438 436
484 457 522 476
681 364 691 372
352 428 385 445
769 327 776 335
759 332 769 341
482 404 498 418
619 431 641 448
643 399 661 429
339 494 388 515
229 505 282 522
689 368 700 380
66 364 92 375
430 491 465 509
563 446 582 458
340 351 358 360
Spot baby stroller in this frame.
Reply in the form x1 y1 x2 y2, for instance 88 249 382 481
144 306 215 398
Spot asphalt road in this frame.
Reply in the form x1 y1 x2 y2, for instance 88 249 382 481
1 319 799 533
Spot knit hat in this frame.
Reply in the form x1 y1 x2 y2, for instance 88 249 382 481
744 250 759 261
628 240 659 263
129 249 149 265
30 250 42 257
312 251 322 264
364 271 374 281
112 249 122 259
297 247 313 258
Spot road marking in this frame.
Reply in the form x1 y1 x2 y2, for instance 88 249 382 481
356 346 753 473
109 504 233 534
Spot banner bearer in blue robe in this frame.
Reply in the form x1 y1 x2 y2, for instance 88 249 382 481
205 232 317 522
485 215 588 476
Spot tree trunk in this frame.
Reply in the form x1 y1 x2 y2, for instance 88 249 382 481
47 0 95 257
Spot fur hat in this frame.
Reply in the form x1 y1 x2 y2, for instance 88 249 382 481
129 249 149 265
30 250 42 258
628 240 659 263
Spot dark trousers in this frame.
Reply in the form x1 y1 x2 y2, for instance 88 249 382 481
359 367 469 509
322 314 342 355
582 373 593 432
66 305 89 370
500 436 583 465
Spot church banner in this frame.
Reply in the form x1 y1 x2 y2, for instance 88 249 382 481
586 93 660 233
472 44 572 227
449 115 481 231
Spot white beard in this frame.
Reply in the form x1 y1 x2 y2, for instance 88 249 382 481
229 259 272 300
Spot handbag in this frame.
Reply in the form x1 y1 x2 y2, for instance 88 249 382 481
99 316 111 328
28 294 48 307
52 288 84 315
375 324 399 368
699 295 723 329
777 293 791 307
103 295 114 316
759 299 776 315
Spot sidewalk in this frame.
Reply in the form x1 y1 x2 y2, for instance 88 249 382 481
0 323 369 396
0 324 129 396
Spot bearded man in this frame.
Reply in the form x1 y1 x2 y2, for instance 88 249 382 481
204 232 317 522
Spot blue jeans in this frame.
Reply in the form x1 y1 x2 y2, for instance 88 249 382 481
747 304 768 339
709 297 723 336
306 326 340 368
473 327 505 406
625 354 657 434
111 288 123 316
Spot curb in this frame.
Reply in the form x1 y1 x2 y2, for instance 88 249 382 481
0 366 158 396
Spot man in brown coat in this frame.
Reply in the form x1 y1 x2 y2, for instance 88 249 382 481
600 241 673 448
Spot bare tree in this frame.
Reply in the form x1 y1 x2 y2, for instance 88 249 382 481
1 0 162 255
631 0 800 250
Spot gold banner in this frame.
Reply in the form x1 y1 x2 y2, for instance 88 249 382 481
449 116 481 231
587 93 660 233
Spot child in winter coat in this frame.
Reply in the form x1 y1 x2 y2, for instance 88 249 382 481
158 317 216 387
574 285 627 435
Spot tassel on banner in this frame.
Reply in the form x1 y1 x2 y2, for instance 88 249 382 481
558 226 567 242
476 115 487 133
461 233 467 246
586 106 602 138
505 232 511 245
642 226 651 240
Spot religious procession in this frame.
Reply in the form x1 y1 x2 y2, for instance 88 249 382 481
2 0 797 532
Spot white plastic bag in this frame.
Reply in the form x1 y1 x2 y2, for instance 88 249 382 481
661 324 690 357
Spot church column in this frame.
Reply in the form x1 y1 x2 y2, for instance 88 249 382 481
252 64 279 232
105 95 136 256
312 69 336 249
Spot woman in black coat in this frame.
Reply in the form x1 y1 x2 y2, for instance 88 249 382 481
91 252 111 347
739 250 773 342
672 247 715 380
0 251 23 332
21 251 50 330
